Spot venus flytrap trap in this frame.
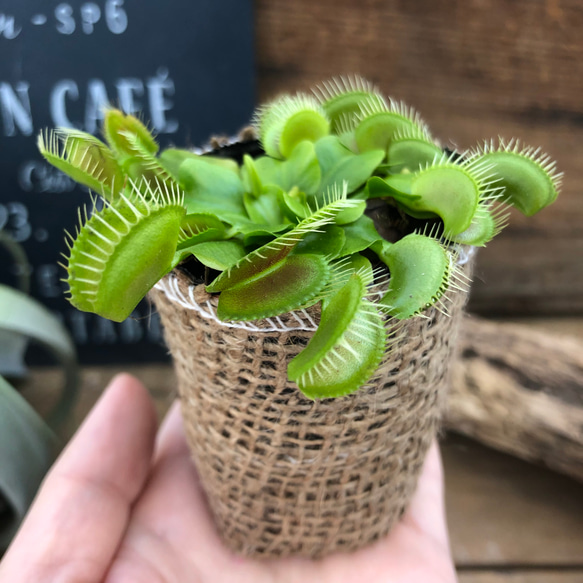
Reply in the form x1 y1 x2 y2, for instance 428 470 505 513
38 76 562 400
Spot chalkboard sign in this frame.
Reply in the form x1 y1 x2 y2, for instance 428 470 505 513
0 0 255 364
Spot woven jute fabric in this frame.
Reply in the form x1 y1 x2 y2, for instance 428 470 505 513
150 261 471 558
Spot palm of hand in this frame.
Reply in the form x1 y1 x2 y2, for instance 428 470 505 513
0 375 456 583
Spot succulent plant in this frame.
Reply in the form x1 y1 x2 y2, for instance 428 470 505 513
37 76 562 399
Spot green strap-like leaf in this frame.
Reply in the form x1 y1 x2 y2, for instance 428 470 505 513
174 240 246 271
179 156 248 224
315 135 385 196
243 186 287 226
0 375 58 549
337 214 383 257
0 285 79 429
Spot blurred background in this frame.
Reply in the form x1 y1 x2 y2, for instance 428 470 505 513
1 0 582 579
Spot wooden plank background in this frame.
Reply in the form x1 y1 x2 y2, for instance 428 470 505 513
254 0 583 316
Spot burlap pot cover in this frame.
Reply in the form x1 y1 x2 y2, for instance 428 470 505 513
150 254 472 558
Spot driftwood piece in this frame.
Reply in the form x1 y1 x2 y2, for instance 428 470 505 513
448 316 583 482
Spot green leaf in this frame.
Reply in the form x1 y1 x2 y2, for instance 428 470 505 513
315 135 385 195
207 190 361 293
448 203 508 246
338 215 383 257
0 374 58 548
242 154 263 196
243 187 287 226
0 285 79 429
315 76 386 132
334 200 366 225
469 146 561 216
217 254 330 320
279 141 322 194
380 159 486 234
103 108 158 158
245 142 322 195
257 94 330 159
386 137 442 173
178 213 226 247
282 187 309 219
377 233 451 319
176 240 246 271
365 175 417 201
241 224 291 247
354 99 426 153
37 129 125 200
160 148 240 183
320 254 373 309
407 163 481 235
66 185 185 322
288 273 386 399
291 224 345 257
365 175 436 219
179 157 247 223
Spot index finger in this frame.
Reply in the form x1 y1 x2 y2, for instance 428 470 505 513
0 373 158 583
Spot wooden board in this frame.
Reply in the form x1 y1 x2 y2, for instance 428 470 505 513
443 434 583 566
255 0 583 315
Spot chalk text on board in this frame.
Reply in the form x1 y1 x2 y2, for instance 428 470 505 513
0 69 178 137
0 13 21 39
0 202 32 243
0 1 128 39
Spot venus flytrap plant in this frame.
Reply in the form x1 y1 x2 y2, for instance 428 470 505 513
61 179 185 322
38 76 562 399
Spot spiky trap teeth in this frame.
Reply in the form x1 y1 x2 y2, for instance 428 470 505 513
376 233 468 320
288 271 386 399
312 75 386 133
253 93 330 159
468 138 562 216
64 181 185 322
38 128 126 199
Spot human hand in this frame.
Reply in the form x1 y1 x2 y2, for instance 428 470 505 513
0 374 457 583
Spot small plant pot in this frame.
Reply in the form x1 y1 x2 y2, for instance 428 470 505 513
150 251 473 559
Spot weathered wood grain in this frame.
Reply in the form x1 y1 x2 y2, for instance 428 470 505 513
447 316 583 482
255 0 583 315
